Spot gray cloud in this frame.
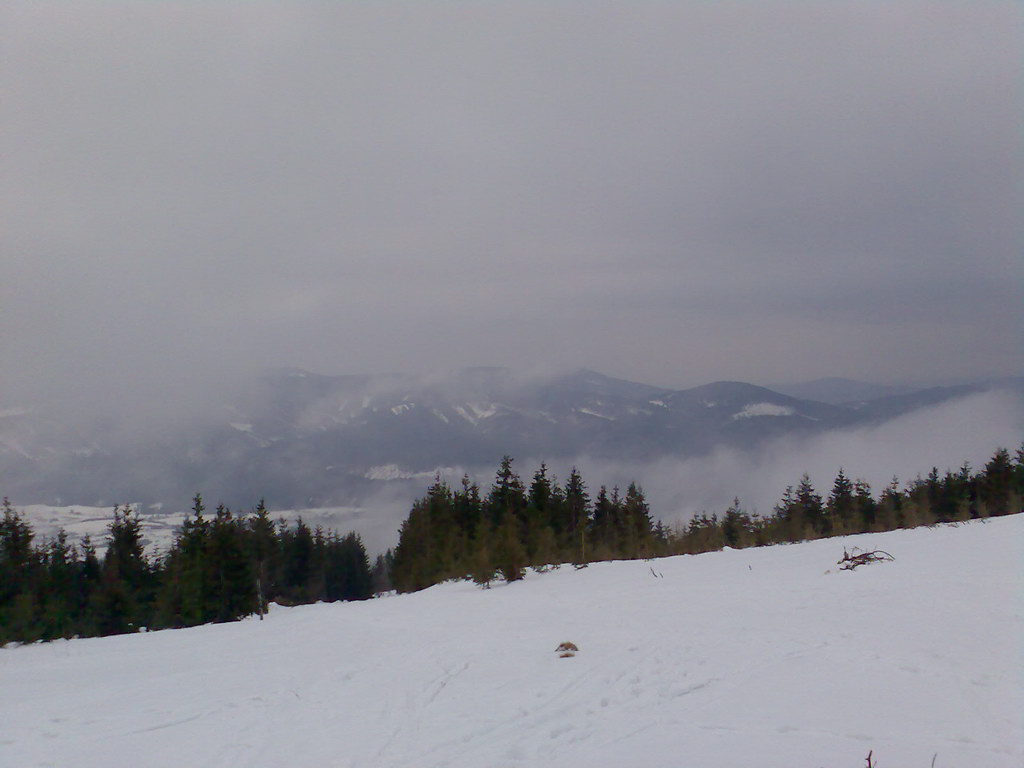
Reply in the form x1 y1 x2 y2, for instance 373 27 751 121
3 2 1021 422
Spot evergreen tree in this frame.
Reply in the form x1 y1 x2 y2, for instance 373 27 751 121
524 464 556 561
324 532 373 601
207 504 256 621
249 499 277 617
936 466 973 522
1014 443 1024 497
493 511 526 583
980 447 1015 516
75 534 101 634
391 499 436 593
41 530 76 639
853 480 877 531
563 467 590 562
721 498 751 548
0 497 35 609
94 505 151 635
0 498 40 642
282 518 315 602
454 476 483 541
794 475 825 537
1 494 378 642
875 477 904 530
590 485 615 557
487 456 526 525
468 527 495 588
547 477 567 538
530 525 559 568
825 469 855 535
157 493 212 627
423 478 462 580
621 482 653 557
771 485 799 541
0 497 33 565
528 463 553 515
678 511 723 554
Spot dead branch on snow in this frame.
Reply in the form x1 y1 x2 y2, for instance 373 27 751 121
838 548 894 570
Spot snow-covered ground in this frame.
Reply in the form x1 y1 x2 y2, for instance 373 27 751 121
17 503 141 550
2 517 1021 768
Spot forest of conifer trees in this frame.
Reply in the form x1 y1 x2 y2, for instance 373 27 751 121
388 458 661 592
0 495 374 644
388 447 1024 593
2 445 1022 643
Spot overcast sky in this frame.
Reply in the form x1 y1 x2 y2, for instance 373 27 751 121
4 2 1021 419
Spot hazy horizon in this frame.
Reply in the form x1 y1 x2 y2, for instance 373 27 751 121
3 2 1021 425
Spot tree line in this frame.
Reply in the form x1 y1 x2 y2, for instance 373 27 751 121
3 445 1022 641
390 457 662 591
0 495 374 644
675 446 1022 554
390 446 1024 592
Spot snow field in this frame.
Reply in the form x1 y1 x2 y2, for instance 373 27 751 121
2 516 1021 767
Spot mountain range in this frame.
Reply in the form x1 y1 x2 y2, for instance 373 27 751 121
1 368 1020 510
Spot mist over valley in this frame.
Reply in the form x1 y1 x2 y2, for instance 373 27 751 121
5 367 1020 554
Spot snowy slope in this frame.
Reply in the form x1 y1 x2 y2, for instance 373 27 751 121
2 517 1021 768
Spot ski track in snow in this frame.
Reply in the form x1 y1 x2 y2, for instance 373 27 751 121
2 517 1022 767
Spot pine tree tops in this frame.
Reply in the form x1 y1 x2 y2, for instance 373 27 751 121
529 463 553 513
390 458 658 592
488 456 526 522
1 496 34 569
826 468 856 535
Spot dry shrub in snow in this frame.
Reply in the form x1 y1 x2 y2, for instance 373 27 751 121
838 548 895 570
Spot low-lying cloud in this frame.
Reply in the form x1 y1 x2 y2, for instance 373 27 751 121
567 389 1024 530
17 389 1022 558
365 389 1024 551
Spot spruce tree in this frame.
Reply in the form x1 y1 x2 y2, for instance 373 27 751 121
528 463 553 514
981 448 1015 516
391 500 434 592
494 511 526 583
563 467 590 558
0 498 34 610
249 499 277 617
454 476 483 541
853 480 877 531
94 505 151 635
283 518 314 602
794 475 825 537
207 504 256 622
41 530 75 639
324 532 372 601
590 485 615 557
178 494 211 625
622 482 653 557
876 477 904 530
488 456 526 525
0 499 40 642
721 498 751 548
468 528 495 588
826 469 855 535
